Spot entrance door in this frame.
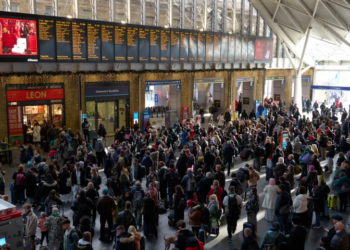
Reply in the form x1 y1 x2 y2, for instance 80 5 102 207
97 101 115 136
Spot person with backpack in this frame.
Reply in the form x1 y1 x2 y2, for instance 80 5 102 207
223 140 235 175
334 172 350 212
166 163 180 208
37 158 48 176
61 219 81 250
19 145 31 171
44 190 63 216
237 165 250 198
130 181 145 229
58 166 72 203
44 206 65 250
275 184 290 234
187 200 202 237
157 161 168 202
229 173 244 198
115 201 137 234
142 192 158 239
97 188 116 242
223 186 243 243
259 222 286 250
141 152 153 176
12 165 26 204
173 185 186 226
71 190 95 227
181 169 196 201
174 220 196 250
94 136 104 168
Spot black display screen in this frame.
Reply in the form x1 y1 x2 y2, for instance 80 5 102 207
205 33 213 62
213 34 221 62
56 18 72 61
72 20 87 61
160 29 170 62
235 36 242 62
189 32 198 62
139 26 149 62
127 25 138 63
228 35 235 62
114 24 127 62
179 31 189 62
38 17 56 61
170 30 180 62
150 27 160 62
101 23 114 62
197 32 205 62
221 34 228 63
248 38 255 62
242 37 248 62
87 22 101 62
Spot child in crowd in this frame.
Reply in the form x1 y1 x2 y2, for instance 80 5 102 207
38 212 49 246
48 147 58 163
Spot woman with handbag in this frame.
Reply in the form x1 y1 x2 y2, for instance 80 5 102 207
262 178 278 222
58 166 71 203
292 186 308 226
246 187 260 230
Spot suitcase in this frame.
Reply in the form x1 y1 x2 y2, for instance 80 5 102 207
140 236 145 250
243 222 256 238
328 195 338 209
198 229 206 245
240 148 249 160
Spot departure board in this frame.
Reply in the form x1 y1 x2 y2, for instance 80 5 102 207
56 19 72 61
205 33 214 62
228 35 235 62
235 36 242 62
221 34 228 63
179 31 189 62
72 21 87 61
248 38 255 62
242 37 248 62
189 32 198 62
38 18 55 61
150 27 160 62
161 29 170 62
198 32 205 62
115 25 127 62
87 22 101 62
139 27 150 62
127 26 139 63
170 30 180 62
101 23 114 62
213 34 221 62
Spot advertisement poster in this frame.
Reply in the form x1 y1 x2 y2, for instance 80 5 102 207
143 110 150 132
0 18 37 56
255 40 264 60
264 40 273 60
281 132 289 149
255 100 260 118
8 106 23 147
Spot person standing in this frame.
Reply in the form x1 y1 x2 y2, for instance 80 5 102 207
334 172 350 212
44 206 64 250
130 181 145 229
245 187 259 230
97 188 115 241
94 136 104 168
71 162 87 203
223 141 235 176
82 118 90 142
275 184 290 234
286 216 307 250
311 180 324 229
12 165 26 204
23 204 38 249
292 186 308 226
61 219 80 250
331 222 350 250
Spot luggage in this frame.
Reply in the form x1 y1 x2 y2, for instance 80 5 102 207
159 207 167 214
240 148 250 160
43 140 49 152
198 229 206 245
295 164 302 175
140 236 145 250
328 195 338 209
243 222 256 238
209 227 219 236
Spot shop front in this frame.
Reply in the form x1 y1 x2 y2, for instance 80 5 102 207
265 76 285 104
85 82 130 138
6 83 65 146
236 77 255 113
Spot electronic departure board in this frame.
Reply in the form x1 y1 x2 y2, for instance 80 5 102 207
101 23 114 62
150 27 160 62
242 37 248 62
72 21 87 61
56 18 72 61
171 30 180 63
127 25 139 63
235 36 242 62
87 22 101 62
198 32 206 62
115 25 127 62
206 33 214 62
38 17 55 61
248 38 255 62
161 29 170 62
180 31 189 62
228 35 235 62
139 27 150 62
189 32 198 62
213 34 221 62
221 35 228 63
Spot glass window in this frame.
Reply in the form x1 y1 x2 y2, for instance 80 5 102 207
195 0 205 30
273 33 277 57
23 105 48 126
1 2 6 11
115 0 127 23
226 0 234 33
251 7 257 36
159 0 169 27
235 0 242 34
216 0 223 31
266 25 271 37
11 2 20 12
58 0 73 17
185 0 193 29
35 0 53 15
242 0 249 35
145 0 156 25
86 101 96 131
205 0 212 31
258 16 264 36
172 0 180 28
51 104 63 128
130 0 141 24
97 0 110 21
118 99 127 129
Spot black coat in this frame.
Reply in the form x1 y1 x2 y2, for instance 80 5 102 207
223 144 235 163
71 168 87 187
41 179 58 198
58 171 71 195
115 210 136 231
176 154 188 179
312 186 324 213
204 152 215 171
287 225 307 250
143 197 157 223
25 171 37 198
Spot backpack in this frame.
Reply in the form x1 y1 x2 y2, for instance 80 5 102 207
169 171 179 187
259 147 265 156
227 195 239 216
118 156 125 165
237 168 249 182
187 155 195 166
46 200 58 216
341 182 350 193
231 179 243 195
185 236 200 249
133 189 144 208
162 168 168 181
138 165 146 178
247 241 260 250
16 172 25 186
186 176 196 192
69 228 83 242
200 204 210 225
322 135 328 145
177 197 186 210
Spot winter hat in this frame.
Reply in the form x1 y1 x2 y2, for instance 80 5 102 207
308 165 315 171
102 188 108 196
52 206 59 213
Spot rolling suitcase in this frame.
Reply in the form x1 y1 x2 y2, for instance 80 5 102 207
328 195 338 209
140 236 145 250
243 222 256 238
198 228 206 245
240 148 249 160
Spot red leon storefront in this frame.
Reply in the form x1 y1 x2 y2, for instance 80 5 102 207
6 83 65 146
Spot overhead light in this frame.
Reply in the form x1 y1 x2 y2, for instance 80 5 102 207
229 31 232 34
164 25 169 28
199 29 203 31
67 15 72 18
121 20 126 24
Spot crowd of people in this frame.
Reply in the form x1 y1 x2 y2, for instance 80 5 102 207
2 96 350 250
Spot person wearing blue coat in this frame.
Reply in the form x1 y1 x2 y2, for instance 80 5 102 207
257 103 265 117
141 152 153 176
223 141 235 175
181 129 188 147
334 172 350 211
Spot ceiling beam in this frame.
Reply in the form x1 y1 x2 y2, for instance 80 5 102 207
276 21 303 33
315 16 348 31
323 0 350 10
324 25 350 48
280 5 304 33
295 0 313 16
272 0 281 21
320 1 349 31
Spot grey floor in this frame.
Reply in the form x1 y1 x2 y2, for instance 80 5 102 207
2 136 348 250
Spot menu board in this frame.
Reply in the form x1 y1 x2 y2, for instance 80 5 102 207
213 34 221 62
198 32 205 62
150 27 160 62
101 23 114 62
72 21 87 61
87 22 101 62
38 18 55 61
161 29 170 62
115 25 127 62
248 38 255 62
170 30 180 62
189 32 198 62
205 33 213 62
235 36 242 62
127 26 138 63
56 19 72 61
221 35 228 63
228 35 235 62
242 37 248 62
139 27 150 62
179 31 189 62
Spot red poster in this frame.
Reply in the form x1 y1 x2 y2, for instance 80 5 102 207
7 89 64 102
38 105 44 113
255 40 263 60
8 106 23 136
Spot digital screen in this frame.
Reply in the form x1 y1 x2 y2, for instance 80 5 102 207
160 29 170 62
221 34 228 63
242 37 248 62
0 237 6 246
72 21 87 61
0 17 38 59
205 33 213 62
228 35 235 62
114 25 127 62
179 31 189 62
255 40 264 60
56 19 72 61
197 32 205 62
255 39 273 61
150 27 160 62
101 23 114 62
127 25 138 63
248 38 255 62
170 30 180 62
87 22 101 62
38 17 55 61
139 27 150 62
235 36 242 62
264 40 273 61
189 32 198 62
213 34 221 62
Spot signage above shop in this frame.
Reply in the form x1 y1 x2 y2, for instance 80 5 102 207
194 78 225 83
311 85 350 91
265 76 285 81
85 82 130 98
236 77 255 82
145 80 181 85
6 89 64 102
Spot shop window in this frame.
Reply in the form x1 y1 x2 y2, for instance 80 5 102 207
52 104 63 128
234 0 242 34
258 16 264 36
11 2 19 12
23 105 48 126
86 101 96 132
